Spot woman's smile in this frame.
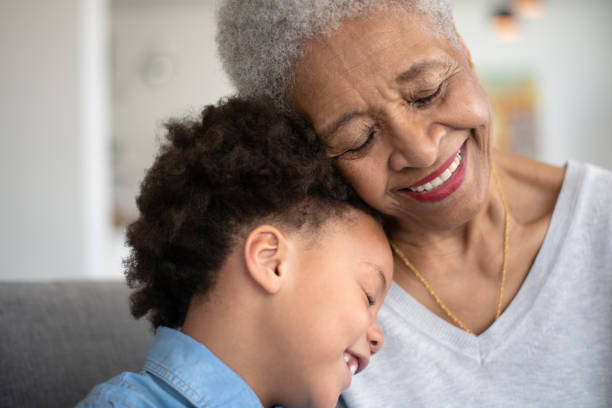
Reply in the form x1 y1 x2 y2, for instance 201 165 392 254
399 140 467 202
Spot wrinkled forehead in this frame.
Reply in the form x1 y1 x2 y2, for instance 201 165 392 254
288 8 457 130
296 8 450 78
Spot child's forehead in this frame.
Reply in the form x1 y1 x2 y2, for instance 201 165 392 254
298 211 393 285
300 211 383 248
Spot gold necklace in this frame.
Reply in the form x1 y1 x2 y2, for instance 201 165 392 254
390 163 509 336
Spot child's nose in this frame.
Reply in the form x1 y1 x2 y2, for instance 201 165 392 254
367 322 385 355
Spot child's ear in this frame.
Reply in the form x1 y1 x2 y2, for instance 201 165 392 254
243 225 289 295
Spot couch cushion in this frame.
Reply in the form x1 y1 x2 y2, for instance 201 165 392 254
0 280 154 408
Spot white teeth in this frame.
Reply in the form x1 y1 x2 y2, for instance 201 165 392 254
408 150 462 193
440 169 452 181
344 352 359 375
430 176 443 188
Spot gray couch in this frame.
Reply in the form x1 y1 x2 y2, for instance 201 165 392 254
0 280 154 407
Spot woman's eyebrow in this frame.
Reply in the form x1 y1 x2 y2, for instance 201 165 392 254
321 109 365 139
396 59 450 83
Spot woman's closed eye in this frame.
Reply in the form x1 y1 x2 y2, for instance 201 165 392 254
339 125 378 159
413 83 443 106
348 129 375 153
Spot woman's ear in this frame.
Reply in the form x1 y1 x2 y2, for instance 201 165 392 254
243 225 289 295
452 24 474 69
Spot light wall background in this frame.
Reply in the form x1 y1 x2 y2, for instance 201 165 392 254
455 0 612 169
1 0 110 280
1 0 611 280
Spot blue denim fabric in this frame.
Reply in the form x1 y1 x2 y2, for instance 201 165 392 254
76 327 263 408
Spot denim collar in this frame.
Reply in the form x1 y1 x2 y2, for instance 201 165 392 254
144 327 263 408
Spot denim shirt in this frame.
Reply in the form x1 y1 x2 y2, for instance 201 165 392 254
77 327 263 407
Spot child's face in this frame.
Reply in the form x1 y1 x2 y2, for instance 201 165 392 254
273 210 393 408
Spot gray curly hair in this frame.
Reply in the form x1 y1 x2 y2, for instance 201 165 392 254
216 0 456 111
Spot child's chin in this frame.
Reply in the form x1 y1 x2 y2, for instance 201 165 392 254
308 388 343 408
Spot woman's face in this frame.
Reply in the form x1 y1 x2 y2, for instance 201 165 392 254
289 8 493 231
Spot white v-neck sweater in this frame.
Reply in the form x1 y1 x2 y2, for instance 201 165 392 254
341 161 612 408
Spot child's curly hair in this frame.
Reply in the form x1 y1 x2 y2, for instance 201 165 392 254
124 97 376 330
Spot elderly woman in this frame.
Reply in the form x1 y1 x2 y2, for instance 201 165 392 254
216 1 612 407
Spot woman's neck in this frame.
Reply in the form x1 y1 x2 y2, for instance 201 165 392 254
388 166 506 278
386 152 564 334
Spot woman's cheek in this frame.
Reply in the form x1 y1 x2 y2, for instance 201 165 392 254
338 158 387 208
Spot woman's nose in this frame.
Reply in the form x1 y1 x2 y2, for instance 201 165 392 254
367 322 385 355
387 112 446 171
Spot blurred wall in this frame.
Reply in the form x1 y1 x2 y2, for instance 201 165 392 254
108 0 235 278
112 0 234 224
0 0 110 280
455 0 612 169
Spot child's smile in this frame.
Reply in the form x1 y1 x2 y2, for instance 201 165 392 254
269 209 393 407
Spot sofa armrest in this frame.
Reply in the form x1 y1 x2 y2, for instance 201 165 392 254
0 280 154 408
